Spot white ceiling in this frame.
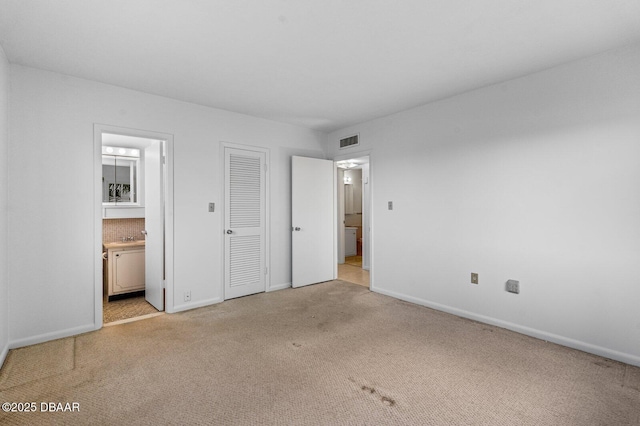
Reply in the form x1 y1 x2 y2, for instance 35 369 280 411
1 1 639 133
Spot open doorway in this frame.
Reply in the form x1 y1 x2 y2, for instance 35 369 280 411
336 156 370 288
95 125 173 326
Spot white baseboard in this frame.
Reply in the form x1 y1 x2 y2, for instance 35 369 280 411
268 282 291 292
170 297 222 313
9 323 98 350
0 341 9 370
373 287 640 368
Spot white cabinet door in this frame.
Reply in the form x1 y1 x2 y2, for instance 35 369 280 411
345 228 357 257
112 249 145 294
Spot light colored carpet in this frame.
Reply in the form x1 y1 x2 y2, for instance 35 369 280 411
1 280 639 425
0 339 74 390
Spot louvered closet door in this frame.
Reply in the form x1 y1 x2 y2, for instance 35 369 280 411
224 147 266 299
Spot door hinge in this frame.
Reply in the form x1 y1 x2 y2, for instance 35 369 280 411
264 267 268 275
162 156 166 164
162 280 166 289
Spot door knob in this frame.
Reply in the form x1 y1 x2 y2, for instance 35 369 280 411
294 227 301 231
226 230 233 234
141 230 148 235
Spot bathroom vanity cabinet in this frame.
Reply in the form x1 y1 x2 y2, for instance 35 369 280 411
345 227 358 257
103 241 145 300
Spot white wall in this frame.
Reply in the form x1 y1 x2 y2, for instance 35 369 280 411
0 45 9 366
8 65 326 346
328 44 640 366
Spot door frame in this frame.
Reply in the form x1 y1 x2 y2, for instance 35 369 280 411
332 150 373 289
94 124 175 329
220 141 271 298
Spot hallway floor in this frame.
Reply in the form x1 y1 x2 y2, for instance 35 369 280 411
338 263 369 287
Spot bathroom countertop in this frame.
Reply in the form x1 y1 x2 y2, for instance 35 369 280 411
103 240 146 249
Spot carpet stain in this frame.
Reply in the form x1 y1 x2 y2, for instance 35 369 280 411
381 396 396 406
361 385 375 394
292 342 302 348
358 383 397 407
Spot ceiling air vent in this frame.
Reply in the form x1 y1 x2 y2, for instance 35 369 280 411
339 134 359 149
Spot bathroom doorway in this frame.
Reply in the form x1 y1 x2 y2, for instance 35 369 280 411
94 125 174 327
336 156 370 288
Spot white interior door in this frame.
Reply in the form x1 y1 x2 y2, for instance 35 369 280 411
224 147 266 300
292 156 335 287
144 140 164 310
361 162 370 270
337 168 345 264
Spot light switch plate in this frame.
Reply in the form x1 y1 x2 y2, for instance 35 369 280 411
208 203 215 212
388 201 393 210
471 273 478 284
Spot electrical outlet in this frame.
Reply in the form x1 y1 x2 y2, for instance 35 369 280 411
184 291 191 302
506 280 520 294
471 273 478 284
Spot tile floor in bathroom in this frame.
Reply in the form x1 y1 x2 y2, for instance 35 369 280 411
103 295 159 324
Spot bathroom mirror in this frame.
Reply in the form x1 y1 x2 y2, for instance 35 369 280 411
102 147 140 205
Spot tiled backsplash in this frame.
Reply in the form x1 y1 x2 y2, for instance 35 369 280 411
103 218 146 243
